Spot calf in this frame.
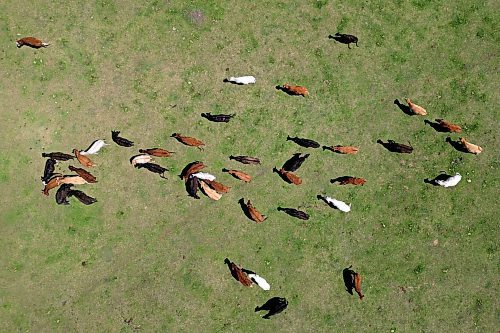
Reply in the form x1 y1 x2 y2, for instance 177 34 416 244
286 136 320 148
224 258 253 287
180 161 206 180
42 176 63 196
55 184 73 205
41 158 58 184
139 148 174 157
185 175 200 199
130 154 153 166
171 133 205 149
329 32 359 48
222 168 252 182
255 297 288 319
229 155 261 165
201 113 235 122
223 76 256 85
405 99 427 116
277 207 309 220
16 37 49 48
282 153 309 172
280 84 309 97
42 152 74 161
135 163 168 178
199 180 222 200
377 139 413 153
111 130 134 147
331 176 366 186
68 165 97 183
68 190 97 205
80 139 107 155
273 167 302 185
322 145 359 154
204 179 231 193
460 138 483 154
73 149 96 168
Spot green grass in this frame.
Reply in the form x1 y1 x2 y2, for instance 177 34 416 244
0 0 499 332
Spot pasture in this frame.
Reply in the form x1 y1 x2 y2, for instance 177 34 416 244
0 0 498 332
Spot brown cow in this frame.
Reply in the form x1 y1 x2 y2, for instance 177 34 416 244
460 138 483 154
73 149 96 168
57 176 88 185
139 148 174 157
199 181 222 200
323 145 359 154
16 37 49 48
354 273 364 300
405 99 427 116
281 84 309 97
171 133 205 149
273 168 302 185
204 179 231 193
222 168 252 182
224 258 253 287
180 162 206 180
42 176 63 196
435 119 462 133
331 176 366 186
240 199 266 223
68 166 97 183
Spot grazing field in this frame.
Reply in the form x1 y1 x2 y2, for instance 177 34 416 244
0 1 498 332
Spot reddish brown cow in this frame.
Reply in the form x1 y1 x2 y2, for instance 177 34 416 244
16 37 49 48
171 133 205 149
282 84 309 97
323 145 359 154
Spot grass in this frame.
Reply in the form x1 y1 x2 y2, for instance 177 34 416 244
0 0 499 332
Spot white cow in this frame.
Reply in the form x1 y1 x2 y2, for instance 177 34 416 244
80 139 108 155
191 172 216 181
435 173 461 188
325 196 351 213
248 273 270 291
225 76 256 85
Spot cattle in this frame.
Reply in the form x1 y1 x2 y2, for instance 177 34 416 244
343 266 364 299
322 145 359 154
135 163 168 178
425 119 462 133
185 175 200 199
286 136 320 148
111 130 134 147
73 149 96 168
239 198 267 222
426 172 462 188
222 168 252 182
277 207 309 220
199 180 222 200
460 138 483 154
201 113 235 122
377 139 413 153
41 152 74 161
180 161 206 180
223 76 256 85
204 179 231 193
318 195 351 212
331 176 366 186
16 37 49 48
282 153 309 172
55 184 73 205
68 165 97 183
405 99 427 116
273 167 302 185
57 175 88 185
139 148 174 157
41 158 58 184
191 172 216 181
171 133 205 149
247 273 271 291
280 84 309 97
68 190 97 205
130 154 153 166
255 297 288 319
329 32 359 48
80 139 107 155
224 258 253 287
229 155 261 165
42 176 63 196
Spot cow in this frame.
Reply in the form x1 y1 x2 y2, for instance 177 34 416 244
204 179 231 193
229 155 261 165
287 136 320 148
317 195 351 212
201 113 235 122
111 130 134 147
222 168 252 182
135 163 168 178
171 133 205 149
41 152 74 161
16 37 49 48
73 149 96 168
199 180 222 200
426 172 462 188
223 76 256 85
322 145 359 154
139 148 174 157
331 176 366 186
273 167 302 185
425 119 462 133
55 184 73 205
41 158 58 184
68 165 97 183
42 176 63 196
282 153 309 172
68 190 97 205
224 258 253 287
279 84 309 97
180 161 206 180
57 175 88 185
239 198 267 222
460 138 483 154
130 154 153 166
190 172 216 181
255 297 288 319
343 266 364 299
405 99 427 116
80 139 107 155
277 207 309 220
185 175 200 199
329 32 359 48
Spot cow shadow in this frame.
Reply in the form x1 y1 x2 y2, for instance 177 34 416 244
445 137 469 153
238 198 254 221
342 266 355 295
394 99 413 116
424 120 448 133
